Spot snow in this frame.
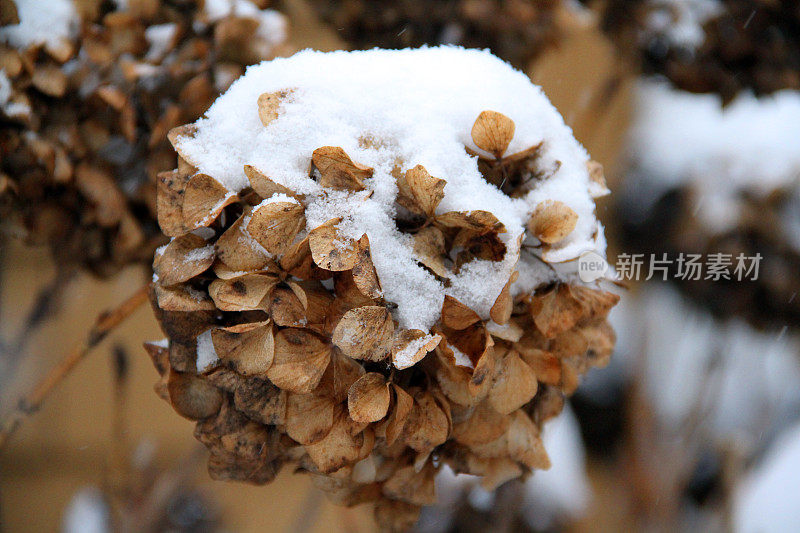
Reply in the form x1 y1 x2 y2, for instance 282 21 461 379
393 334 439 370
735 422 800 533
625 80 800 234
202 0 286 48
144 23 177 62
174 47 606 331
61 487 110 533
0 0 79 50
643 0 721 50
183 244 214 264
196 330 219 372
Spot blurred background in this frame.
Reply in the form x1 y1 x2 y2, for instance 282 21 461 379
1 0 798 531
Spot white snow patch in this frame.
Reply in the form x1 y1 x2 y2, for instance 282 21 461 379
61 487 110 533
196 329 219 372
0 0 79 50
626 80 800 234
643 0 722 50
174 47 606 331
735 422 800 533
393 334 438 369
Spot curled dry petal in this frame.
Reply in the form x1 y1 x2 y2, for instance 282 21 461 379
385 384 414 446
154 284 216 312
311 146 372 191
348 372 391 423
441 295 481 330
391 329 441 370
397 164 446 217
182 173 236 229
211 321 274 375
528 200 578 244
530 284 619 338
267 328 331 394
435 210 505 233
412 226 449 278
154 234 215 286
246 199 306 256
214 214 272 272
286 392 335 445
208 274 277 311
244 164 301 200
471 110 515 158
489 271 519 325
487 349 538 415
401 390 449 454
452 400 510 446
167 369 223 420
351 235 383 298
266 286 307 327
304 407 365 474
332 306 395 362
308 218 360 271
382 463 437 506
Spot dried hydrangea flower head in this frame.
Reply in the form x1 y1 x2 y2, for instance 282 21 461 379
0 0 287 276
306 0 590 68
147 47 618 530
619 80 800 328
601 0 800 103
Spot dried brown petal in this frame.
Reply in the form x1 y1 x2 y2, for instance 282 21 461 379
391 329 441 370
167 369 223 420
257 89 291 127
211 321 274 375
267 328 330 393
413 226 449 278
401 390 449 454
215 214 271 272
266 285 307 327
487 349 538 414
154 234 214 285
382 463 437 506
75 164 126 227
531 284 619 338
233 377 286 425
374 498 421 533
208 274 277 311
286 392 335 445
308 218 360 271
246 199 306 256
528 200 578 244
441 295 481 330
397 164 446 217
453 400 510 446
317 348 365 403
280 235 328 281
385 384 413 446
471 110 515 158
332 306 394 362
157 169 192 237
518 347 561 386
435 210 505 233
182 173 235 229
304 407 364 473
244 164 299 200
348 373 391 423
154 284 216 312
311 146 372 191
32 64 67 97
351 235 383 298
489 271 518 325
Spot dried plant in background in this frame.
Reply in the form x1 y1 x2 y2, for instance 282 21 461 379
304 0 589 68
146 48 618 530
617 80 800 329
0 0 288 277
600 0 800 102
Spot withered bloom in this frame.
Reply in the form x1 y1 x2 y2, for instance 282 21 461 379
145 48 619 530
0 0 288 276
306 0 589 68
601 0 800 103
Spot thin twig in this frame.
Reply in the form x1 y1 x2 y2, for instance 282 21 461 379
0 283 151 449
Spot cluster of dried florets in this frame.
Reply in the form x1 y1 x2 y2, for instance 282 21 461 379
0 0 287 276
307 0 585 68
601 0 800 103
146 82 618 529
